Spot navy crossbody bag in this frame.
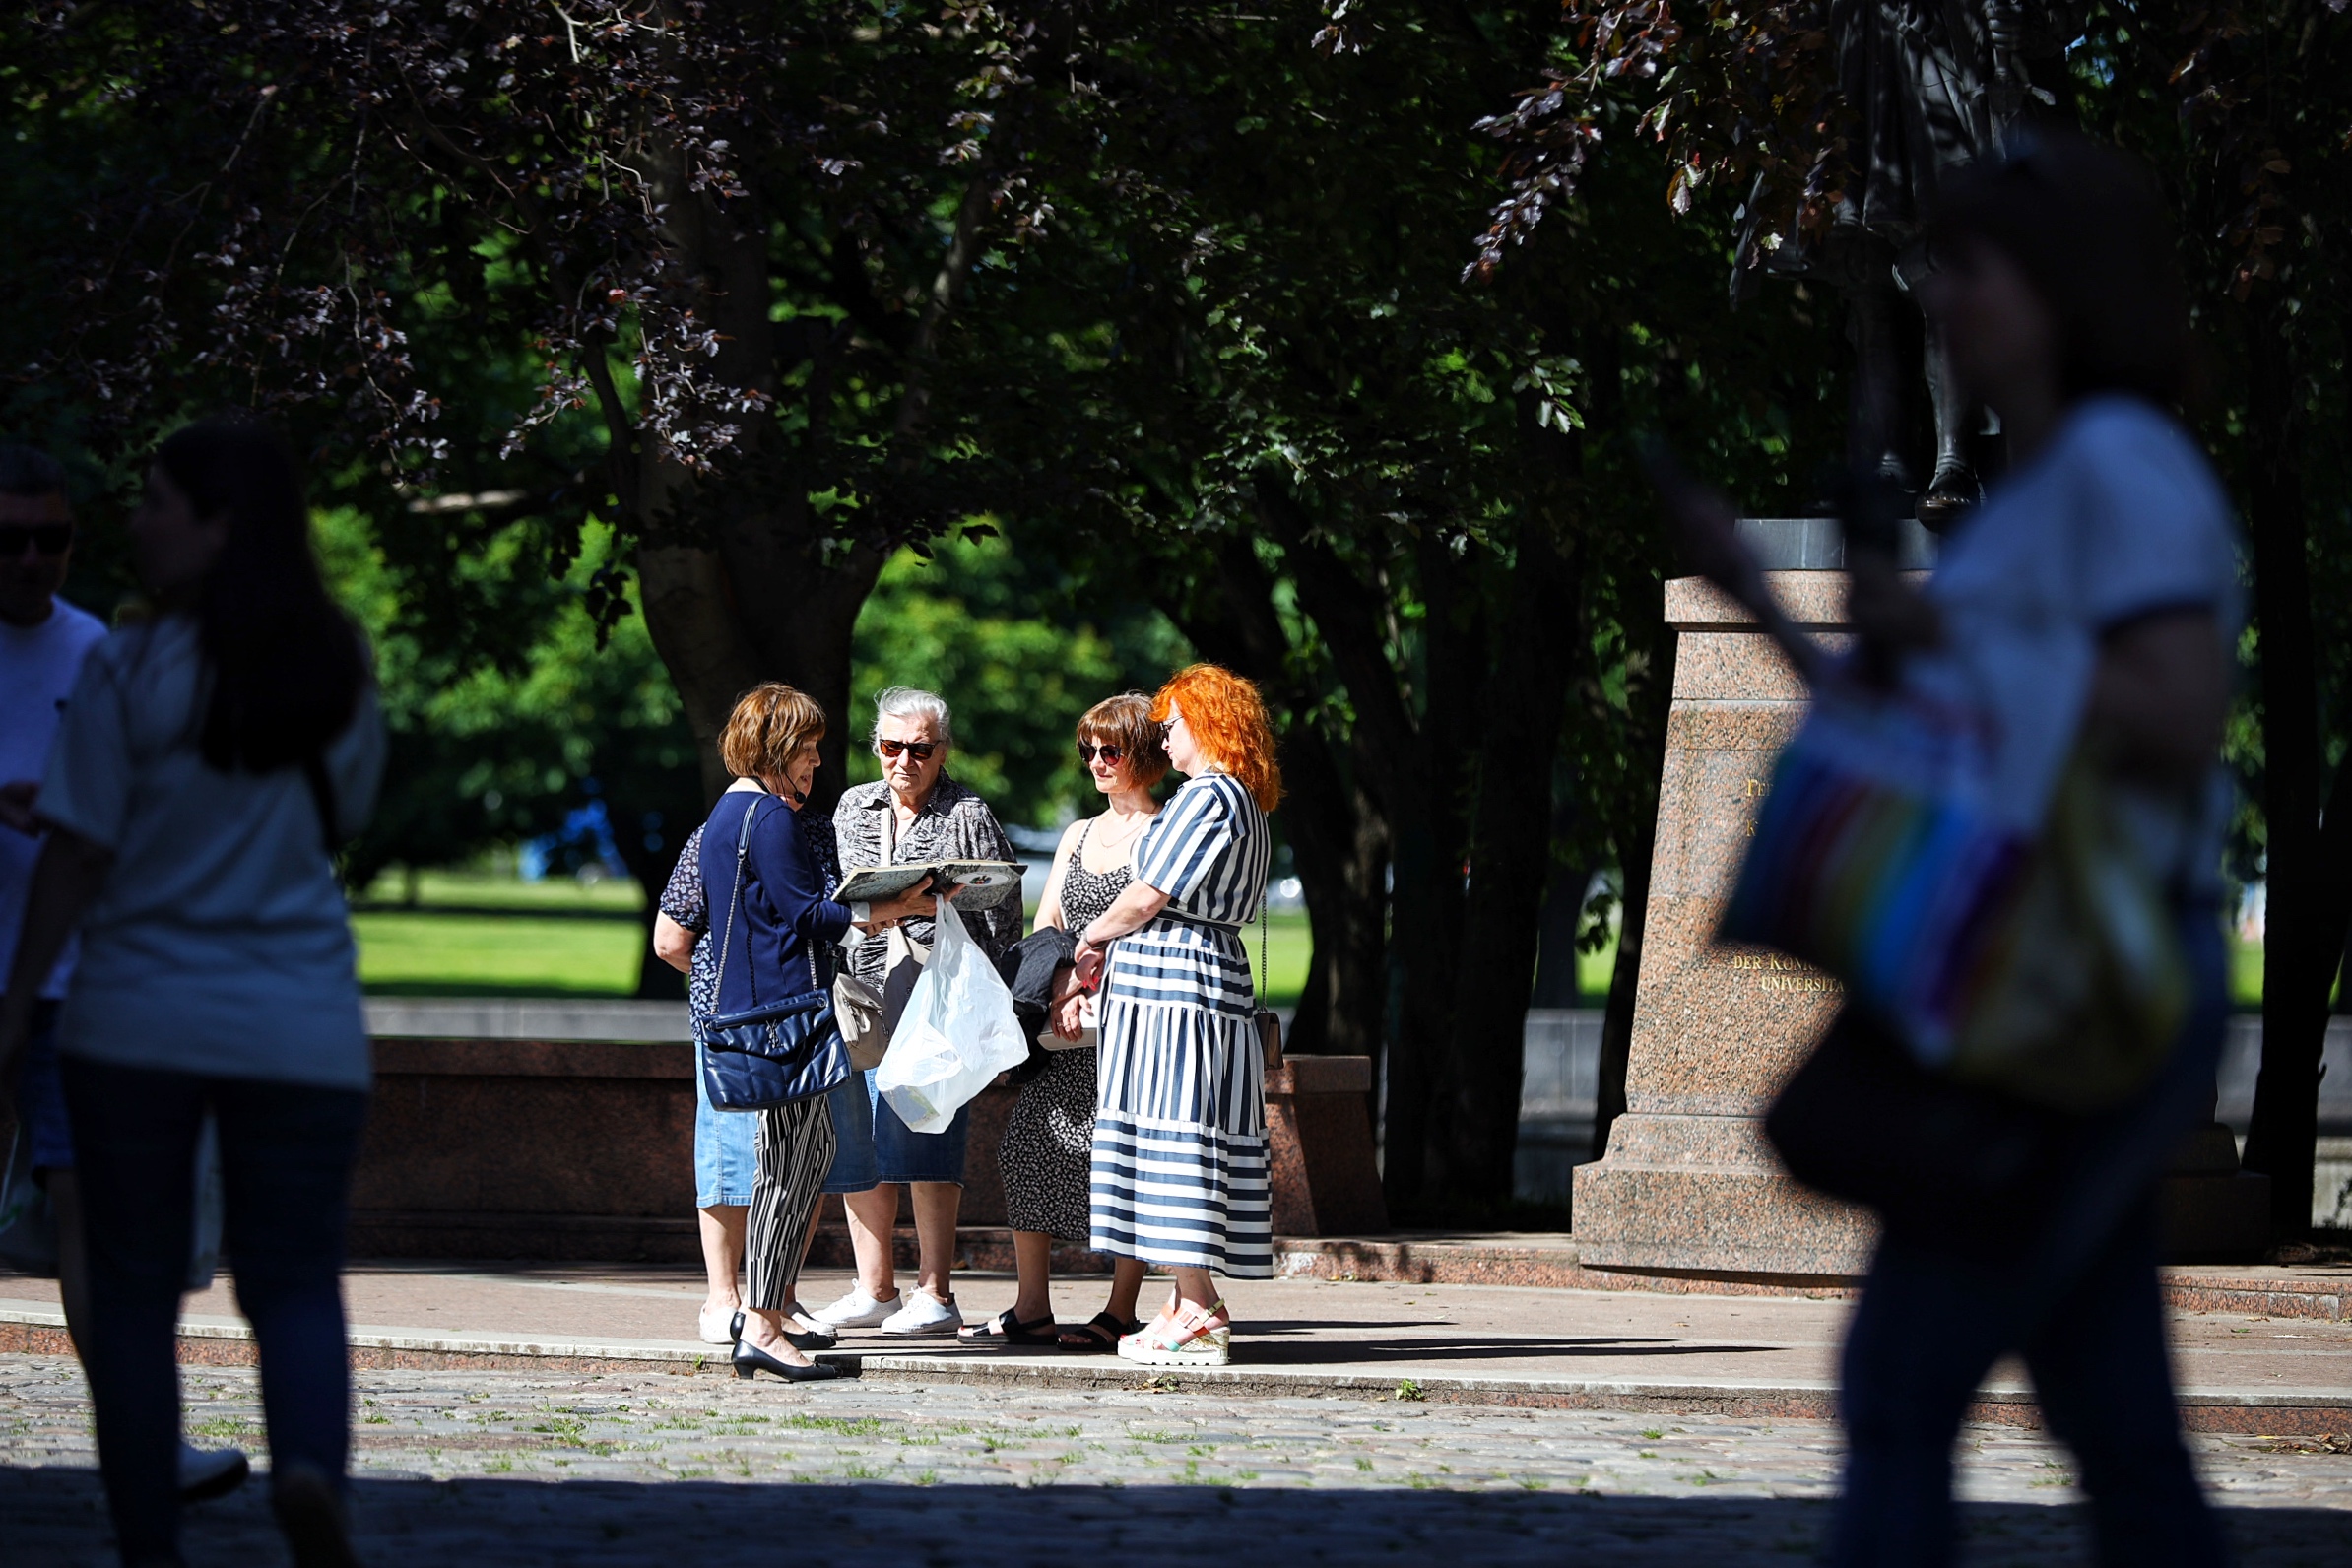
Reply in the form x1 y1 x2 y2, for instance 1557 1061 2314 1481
695 797 852 1111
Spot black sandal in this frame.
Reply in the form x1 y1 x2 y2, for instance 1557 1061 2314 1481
1056 1312 1140 1353
958 1309 1060 1346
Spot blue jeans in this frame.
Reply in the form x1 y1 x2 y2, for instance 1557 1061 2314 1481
1829 906 2230 1568
61 1057 368 1565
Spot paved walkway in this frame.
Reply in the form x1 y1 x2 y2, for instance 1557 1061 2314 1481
5 1261 2349 1429
4 1352 2348 1565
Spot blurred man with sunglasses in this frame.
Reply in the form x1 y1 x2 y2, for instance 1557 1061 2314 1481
0 445 251 1505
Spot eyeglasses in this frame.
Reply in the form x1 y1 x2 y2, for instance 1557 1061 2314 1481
1077 743 1125 766
0 524 72 557
876 738 939 762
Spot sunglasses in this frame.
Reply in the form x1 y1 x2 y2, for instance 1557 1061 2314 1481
1077 742 1126 766
876 738 939 762
0 524 72 557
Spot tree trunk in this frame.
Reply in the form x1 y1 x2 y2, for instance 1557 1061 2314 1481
2238 304 2352 1238
1159 533 1393 1064
1590 587 1674 1164
1427 523 1581 1209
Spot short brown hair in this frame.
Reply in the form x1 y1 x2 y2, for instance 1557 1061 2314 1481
720 683 827 779
1928 129 2191 407
1078 692 1170 789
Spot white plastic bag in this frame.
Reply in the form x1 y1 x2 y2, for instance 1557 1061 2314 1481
874 895 1030 1132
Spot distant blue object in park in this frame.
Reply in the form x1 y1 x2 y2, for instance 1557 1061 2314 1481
519 797 628 883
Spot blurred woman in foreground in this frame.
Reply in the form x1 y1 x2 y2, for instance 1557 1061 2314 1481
1665 132 2237 1565
0 420 385 1567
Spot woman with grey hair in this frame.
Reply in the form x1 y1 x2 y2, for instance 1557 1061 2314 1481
811 686 1022 1337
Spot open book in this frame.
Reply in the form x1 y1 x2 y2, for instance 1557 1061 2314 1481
837 860 1027 911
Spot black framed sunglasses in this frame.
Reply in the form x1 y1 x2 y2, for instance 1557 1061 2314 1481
1077 742 1125 765
876 738 939 762
0 523 73 557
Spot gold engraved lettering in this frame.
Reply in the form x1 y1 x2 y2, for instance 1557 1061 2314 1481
1722 951 1843 995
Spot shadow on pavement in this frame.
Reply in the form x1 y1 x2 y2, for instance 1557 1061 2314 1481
1229 1334 1789 1367
6 1468 2344 1567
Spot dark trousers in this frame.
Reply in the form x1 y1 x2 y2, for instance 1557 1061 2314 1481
61 1057 368 1565
1831 1203 2225 1566
1828 906 2232 1568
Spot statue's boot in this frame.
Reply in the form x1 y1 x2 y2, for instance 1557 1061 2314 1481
1917 456 1980 529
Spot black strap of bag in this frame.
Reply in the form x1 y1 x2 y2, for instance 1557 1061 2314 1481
1252 884 1283 1069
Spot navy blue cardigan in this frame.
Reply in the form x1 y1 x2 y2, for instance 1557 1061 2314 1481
699 790 853 1015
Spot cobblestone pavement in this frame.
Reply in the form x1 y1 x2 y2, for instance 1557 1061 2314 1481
4 1353 2348 1565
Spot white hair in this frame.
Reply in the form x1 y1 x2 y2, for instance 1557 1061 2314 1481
870 686 953 747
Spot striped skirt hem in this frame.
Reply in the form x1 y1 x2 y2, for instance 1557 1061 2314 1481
1088 1112 1273 1278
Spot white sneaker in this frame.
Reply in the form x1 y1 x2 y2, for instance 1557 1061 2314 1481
877 1289 963 1338
178 1441 250 1503
811 1286 903 1330
697 1303 741 1345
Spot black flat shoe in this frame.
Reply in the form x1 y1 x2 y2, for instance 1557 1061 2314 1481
732 1339 842 1382
958 1308 1059 1347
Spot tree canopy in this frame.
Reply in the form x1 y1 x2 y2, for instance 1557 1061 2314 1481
9 0 2349 1226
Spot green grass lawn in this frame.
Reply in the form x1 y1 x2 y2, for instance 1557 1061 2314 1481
354 910 647 996
353 869 648 996
352 872 2267 1011
352 871 1318 1004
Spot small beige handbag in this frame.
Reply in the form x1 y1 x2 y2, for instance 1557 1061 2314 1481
832 971 888 1072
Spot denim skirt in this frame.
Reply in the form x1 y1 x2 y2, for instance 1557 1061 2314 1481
821 1069 970 1193
692 1037 759 1208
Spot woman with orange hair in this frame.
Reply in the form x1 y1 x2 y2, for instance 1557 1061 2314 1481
1072 664 1281 1366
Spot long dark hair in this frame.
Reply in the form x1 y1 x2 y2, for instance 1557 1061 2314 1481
156 420 364 772
1928 129 2193 409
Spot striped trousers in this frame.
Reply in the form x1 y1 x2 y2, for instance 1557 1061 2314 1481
746 1094 837 1311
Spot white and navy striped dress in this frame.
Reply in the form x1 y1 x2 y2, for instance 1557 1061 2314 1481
1089 770 1274 1277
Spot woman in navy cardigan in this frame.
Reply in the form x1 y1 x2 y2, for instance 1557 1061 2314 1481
700 685 937 1380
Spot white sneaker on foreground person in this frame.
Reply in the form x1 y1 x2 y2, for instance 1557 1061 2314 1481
811 1285 902 1330
179 1441 251 1503
877 1288 962 1337
1117 1300 1232 1367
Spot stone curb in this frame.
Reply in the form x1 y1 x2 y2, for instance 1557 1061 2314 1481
6 1302 2346 1435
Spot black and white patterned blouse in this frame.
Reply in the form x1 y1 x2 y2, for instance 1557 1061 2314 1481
660 793 845 1018
832 775 1022 988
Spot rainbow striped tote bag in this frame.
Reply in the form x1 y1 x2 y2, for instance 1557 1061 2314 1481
1723 691 2188 1107
1719 692 2031 1070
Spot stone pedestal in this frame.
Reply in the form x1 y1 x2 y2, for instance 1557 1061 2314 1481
1266 1056 1390 1235
1573 572 1873 1281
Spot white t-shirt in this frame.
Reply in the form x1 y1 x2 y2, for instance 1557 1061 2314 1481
1909 395 2243 891
38 613 388 1089
0 596 109 1000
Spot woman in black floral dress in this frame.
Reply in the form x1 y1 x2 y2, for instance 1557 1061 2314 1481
959 694 1165 1351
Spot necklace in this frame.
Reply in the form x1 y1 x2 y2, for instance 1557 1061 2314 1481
1093 805 1153 849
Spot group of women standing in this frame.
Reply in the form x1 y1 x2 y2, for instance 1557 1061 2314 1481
660 663 1283 1375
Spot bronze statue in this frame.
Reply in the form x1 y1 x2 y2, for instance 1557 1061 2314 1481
1736 0 2079 525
